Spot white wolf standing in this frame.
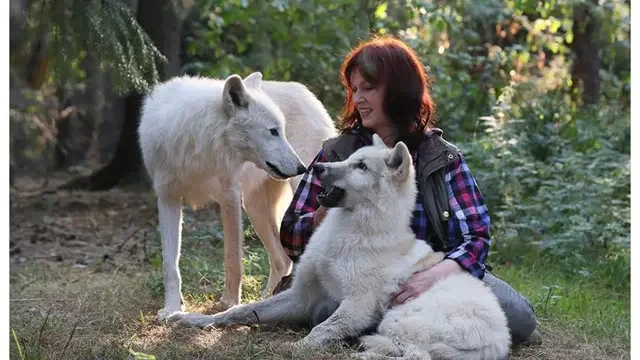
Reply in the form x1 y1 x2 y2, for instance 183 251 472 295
138 72 336 320
170 134 511 360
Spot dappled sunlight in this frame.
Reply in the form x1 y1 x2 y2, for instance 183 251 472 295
130 323 224 350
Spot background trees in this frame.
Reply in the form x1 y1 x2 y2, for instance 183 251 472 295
10 0 630 268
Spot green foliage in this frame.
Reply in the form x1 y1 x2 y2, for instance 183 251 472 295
177 0 629 267
462 84 630 260
23 0 167 93
181 0 377 116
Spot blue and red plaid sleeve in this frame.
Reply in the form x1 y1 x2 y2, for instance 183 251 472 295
280 149 328 262
444 153 492 279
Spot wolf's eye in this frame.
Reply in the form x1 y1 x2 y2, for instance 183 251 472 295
357 162 368 171
269 128 279 136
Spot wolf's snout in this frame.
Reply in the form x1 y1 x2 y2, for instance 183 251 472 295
265 161 288 179
265 161 307 179
312 163 326 177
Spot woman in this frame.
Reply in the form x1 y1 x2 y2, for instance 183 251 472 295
277 36 541 346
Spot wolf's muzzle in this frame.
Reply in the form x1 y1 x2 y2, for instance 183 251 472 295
313 163 346 207
312 163 326 176
265 162 307 179
265 161 287 179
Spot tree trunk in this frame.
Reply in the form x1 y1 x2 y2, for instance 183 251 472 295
54 87 70 169
60 94 144 190
10 0 25 188
570 0 601 106
55 52 102 171
10 0 25 52
60 0 187 191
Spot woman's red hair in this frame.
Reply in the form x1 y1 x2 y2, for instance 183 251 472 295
338 36 435 150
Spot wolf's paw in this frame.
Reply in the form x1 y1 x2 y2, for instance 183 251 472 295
156 307 186 322
294 335 327 350
281 340 303 352
350 352 389 360
167 312 225 329
218 294 239 311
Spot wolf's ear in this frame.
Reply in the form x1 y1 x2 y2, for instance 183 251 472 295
386 141 412 182
372 133 387 148
243 72 263 89
223 74 250 117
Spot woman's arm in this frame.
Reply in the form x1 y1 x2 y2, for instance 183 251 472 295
391 152 491 306
280 149 328 263
443 152 491 278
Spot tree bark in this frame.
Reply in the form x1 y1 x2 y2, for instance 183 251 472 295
59 94 144 190
60 0 187 191
570 0 601 106
10 0 25 187
10 0 25 52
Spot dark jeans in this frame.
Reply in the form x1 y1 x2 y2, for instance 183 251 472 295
310 270 538 347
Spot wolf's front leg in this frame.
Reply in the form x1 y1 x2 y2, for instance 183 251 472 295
156 196 185 321
218 184 244 309
298 295 381 349
170 287 310 328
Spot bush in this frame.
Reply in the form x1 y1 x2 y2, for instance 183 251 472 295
461 83 630 262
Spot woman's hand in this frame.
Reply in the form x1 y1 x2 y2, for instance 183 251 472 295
390 259 464 307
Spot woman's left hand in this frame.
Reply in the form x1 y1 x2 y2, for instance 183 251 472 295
390 259 464 307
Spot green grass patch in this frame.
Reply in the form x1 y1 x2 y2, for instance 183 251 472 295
10 264 157 360
145 209 271 306
489 241 630 347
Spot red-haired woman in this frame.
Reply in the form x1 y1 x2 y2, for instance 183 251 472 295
278 36 541 347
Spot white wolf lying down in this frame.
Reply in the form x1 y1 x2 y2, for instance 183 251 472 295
169 134 511 360
138 72 336 320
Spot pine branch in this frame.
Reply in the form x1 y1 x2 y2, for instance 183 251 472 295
25 0 168 94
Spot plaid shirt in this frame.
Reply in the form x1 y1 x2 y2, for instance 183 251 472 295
280 131 492 279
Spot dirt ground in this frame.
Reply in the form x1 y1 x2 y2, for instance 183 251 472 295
10 176 158 272
9 176 630 360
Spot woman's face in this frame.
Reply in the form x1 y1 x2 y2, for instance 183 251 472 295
350 67 392 136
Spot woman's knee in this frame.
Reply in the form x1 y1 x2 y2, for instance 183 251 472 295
507 305 537 345
483 271 537 344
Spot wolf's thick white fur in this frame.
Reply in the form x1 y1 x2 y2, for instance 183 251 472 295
138 72 336 319
169 134 511 359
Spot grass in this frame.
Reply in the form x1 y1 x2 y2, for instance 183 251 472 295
10 264 156 359
145 209 273 305
10 206 630 359
490 241 630 347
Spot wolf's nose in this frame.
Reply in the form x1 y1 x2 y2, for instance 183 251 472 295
312 164 326 176
297 165 307 175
